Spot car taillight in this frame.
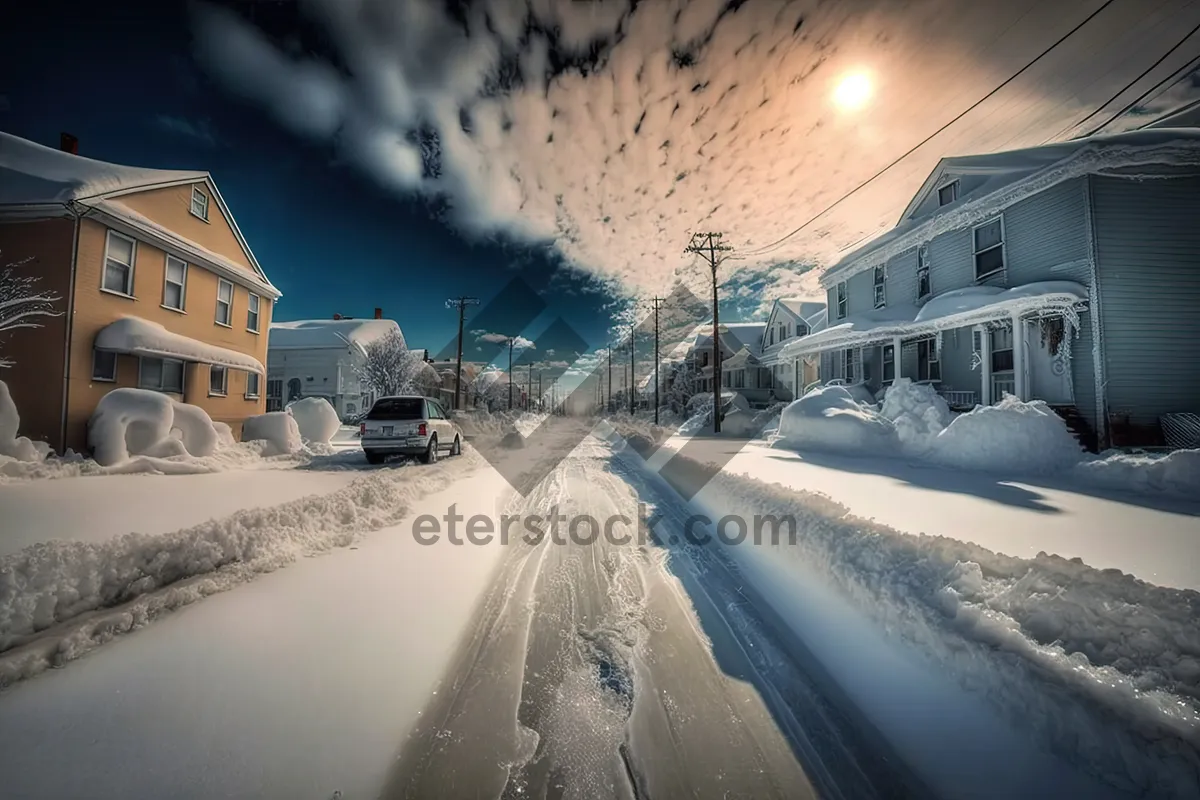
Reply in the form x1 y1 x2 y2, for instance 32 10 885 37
359 422 366 435
418 423 427 436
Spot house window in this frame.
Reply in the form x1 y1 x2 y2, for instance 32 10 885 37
836 282 847 319
916 338 940 382
917 248 931 300
841 348 857 382
990 326 1015 373
247 293 261 333
246 371 260 399
190 186 209 221
163 256 187 310
103 230 136 295
938 180 958 206
267 378 283 412
973 218 1005 280
733 369 746 389
92 349 117 382
873 265 886 309
139 357 184 394
216 279 233 326
209 365 228 396
882 344 895 383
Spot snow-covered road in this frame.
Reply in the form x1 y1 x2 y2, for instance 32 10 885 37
0 426 1190 798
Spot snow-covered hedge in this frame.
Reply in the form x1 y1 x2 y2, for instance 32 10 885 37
285 396 339 444
774 385 898 455
88 389 219 466
242 411 302 456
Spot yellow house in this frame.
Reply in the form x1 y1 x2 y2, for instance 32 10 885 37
0 132 281 452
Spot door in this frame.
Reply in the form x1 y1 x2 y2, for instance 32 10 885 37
1025 318 1073 405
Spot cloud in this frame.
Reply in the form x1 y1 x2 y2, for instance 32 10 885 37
545 349 556 356
476 331 535 348
153 114 219 147
191 0 1200 301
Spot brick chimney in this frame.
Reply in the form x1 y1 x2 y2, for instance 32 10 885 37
374 307 383 319
60 132 79 154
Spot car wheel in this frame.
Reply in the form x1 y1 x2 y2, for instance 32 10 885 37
451 435 462 456
421 435 438 464
365 451 384 465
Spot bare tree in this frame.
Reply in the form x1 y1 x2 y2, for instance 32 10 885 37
0 257 61 368
356 328 424 397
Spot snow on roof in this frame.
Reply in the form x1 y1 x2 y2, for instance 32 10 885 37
778 299 825 320
95 316 265 374
0 131 205 206
781 281 1088 357
690 322 767 355
269 318 402 352
824 128 1200 285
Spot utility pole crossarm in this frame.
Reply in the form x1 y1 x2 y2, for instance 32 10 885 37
685 233 733 434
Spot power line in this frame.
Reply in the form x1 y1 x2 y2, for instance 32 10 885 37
739 0 1119 259
1068 24 1200 139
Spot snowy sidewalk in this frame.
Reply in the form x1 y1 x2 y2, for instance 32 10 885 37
655 437 1200 592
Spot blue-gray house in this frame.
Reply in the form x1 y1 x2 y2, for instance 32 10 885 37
778 128 1200 449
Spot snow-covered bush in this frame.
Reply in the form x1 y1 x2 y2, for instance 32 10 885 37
880 378 954 455
88 389 219 466
1075 448 1200 496
242 411 302 456
286 396 340 444
773 385 898 455
0 380 51 462
925 395 1082 474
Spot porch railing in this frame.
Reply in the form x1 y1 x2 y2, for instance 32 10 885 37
940 390 978 409
992 377 1016 399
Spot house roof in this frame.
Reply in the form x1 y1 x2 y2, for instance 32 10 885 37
0 131 279 298
95 316 265 374
780 281 1088 356
269 319 403 353
777 299 826 321
690 322 766 356
824 128 1200 286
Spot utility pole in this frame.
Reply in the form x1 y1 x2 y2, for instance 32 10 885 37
445 296 479 410
650 296 666 425
507 337 515 411
607 343 613 414
686 232 733 433
629 328 636 415
537 372 542 410
527 363 533 410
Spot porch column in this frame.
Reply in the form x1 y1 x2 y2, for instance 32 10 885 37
978 325 992 405
892 336 903 379
1011 312 1026 401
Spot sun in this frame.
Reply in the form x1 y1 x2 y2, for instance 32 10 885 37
833 72 873 110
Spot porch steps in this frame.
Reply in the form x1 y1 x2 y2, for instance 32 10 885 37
1050 405 1098 453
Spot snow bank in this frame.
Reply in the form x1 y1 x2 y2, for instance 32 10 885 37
0 381 51 463
879 378 954 454
926 395 1082 474
679 460 1200 797
242 412 302 456
1075 449 1200 497
774 385 898 455
0 451 482 684
286 397 339 444
88 389 219 466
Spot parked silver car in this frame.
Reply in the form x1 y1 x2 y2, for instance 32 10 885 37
359 395 462 465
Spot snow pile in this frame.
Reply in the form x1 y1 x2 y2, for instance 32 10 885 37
880 378 955 454
0 451 482 684
212 421 237 448
926 396 1082 474
1075 449 1200 497
774 385 898 455
242 411 303 456
88 389 219 466
0 381 51 463
676 460 1200 797
285 397 340 444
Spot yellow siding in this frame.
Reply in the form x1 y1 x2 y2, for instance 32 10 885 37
65 217 272 451
115 181 256 274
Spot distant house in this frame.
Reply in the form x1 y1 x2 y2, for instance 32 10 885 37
0 132 280 451
758 299 826 401
267 313 400 418
779 128 1200 449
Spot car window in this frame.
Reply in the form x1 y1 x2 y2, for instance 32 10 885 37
366 398 425 420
